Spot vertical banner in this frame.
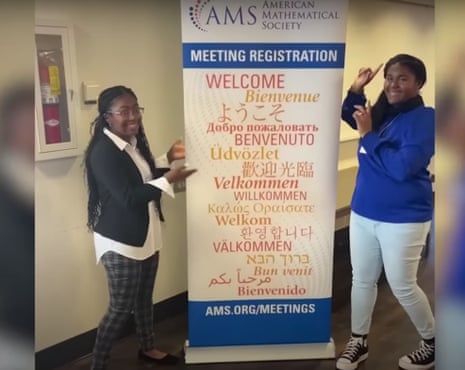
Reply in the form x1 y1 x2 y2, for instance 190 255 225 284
181 0 348 363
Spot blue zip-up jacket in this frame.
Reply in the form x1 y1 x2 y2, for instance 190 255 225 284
341 90 434 223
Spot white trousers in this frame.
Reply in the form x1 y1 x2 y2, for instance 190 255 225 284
349 211 435 339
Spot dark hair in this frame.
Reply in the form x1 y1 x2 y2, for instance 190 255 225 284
83 85 157 230
0 83 34 147
384 53 426 88
371 54 427 129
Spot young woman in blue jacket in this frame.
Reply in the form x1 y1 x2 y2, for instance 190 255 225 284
336 54 435 370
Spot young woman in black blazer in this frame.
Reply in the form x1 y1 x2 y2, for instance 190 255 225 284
84 85 195 370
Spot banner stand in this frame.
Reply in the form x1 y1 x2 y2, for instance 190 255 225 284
184 339 335 364
181 0 348 363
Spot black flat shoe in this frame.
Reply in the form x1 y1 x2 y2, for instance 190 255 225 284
138 349 179 365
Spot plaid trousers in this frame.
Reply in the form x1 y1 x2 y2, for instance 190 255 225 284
91 251 159 370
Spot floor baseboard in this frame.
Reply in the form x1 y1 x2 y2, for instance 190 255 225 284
35 292 187 370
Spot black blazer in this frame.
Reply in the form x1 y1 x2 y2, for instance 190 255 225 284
89 134 169 246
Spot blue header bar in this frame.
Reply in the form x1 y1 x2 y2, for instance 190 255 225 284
182 42 345 69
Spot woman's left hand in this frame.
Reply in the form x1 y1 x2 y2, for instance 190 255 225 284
353 102 372 138
167 139 185 163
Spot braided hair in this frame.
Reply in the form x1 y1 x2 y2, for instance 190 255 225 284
371 54 427 130
83 85 157 230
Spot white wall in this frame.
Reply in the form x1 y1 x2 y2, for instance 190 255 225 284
34 0 434 351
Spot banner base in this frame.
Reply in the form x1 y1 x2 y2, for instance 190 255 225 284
184 339 335 364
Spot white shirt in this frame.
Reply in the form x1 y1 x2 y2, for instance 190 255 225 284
94 128 175 263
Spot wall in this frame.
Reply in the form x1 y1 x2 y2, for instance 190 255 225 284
0 3 33 87
34 0 434 351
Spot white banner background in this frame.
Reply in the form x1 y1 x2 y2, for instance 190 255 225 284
181 0 348 356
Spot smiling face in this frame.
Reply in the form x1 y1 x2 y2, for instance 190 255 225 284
383 62 422 105
104 93 141 141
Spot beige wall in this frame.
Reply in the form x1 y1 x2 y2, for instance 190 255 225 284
34 0 434 351
0 3 33 88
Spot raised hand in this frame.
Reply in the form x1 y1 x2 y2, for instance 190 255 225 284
352 102 372 137
164 166 197 184
351 63 383 94
167 139 185 163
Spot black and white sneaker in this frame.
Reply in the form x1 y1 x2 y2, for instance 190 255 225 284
399 339 435 370
336 335 368 370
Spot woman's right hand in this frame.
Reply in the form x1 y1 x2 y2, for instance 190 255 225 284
164 166 197 184
350 63 383 94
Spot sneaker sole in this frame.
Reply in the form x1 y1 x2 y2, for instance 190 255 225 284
336 353 368 370
398 358 434 370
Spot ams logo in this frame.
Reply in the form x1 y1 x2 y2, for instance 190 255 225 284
189 0 257 32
